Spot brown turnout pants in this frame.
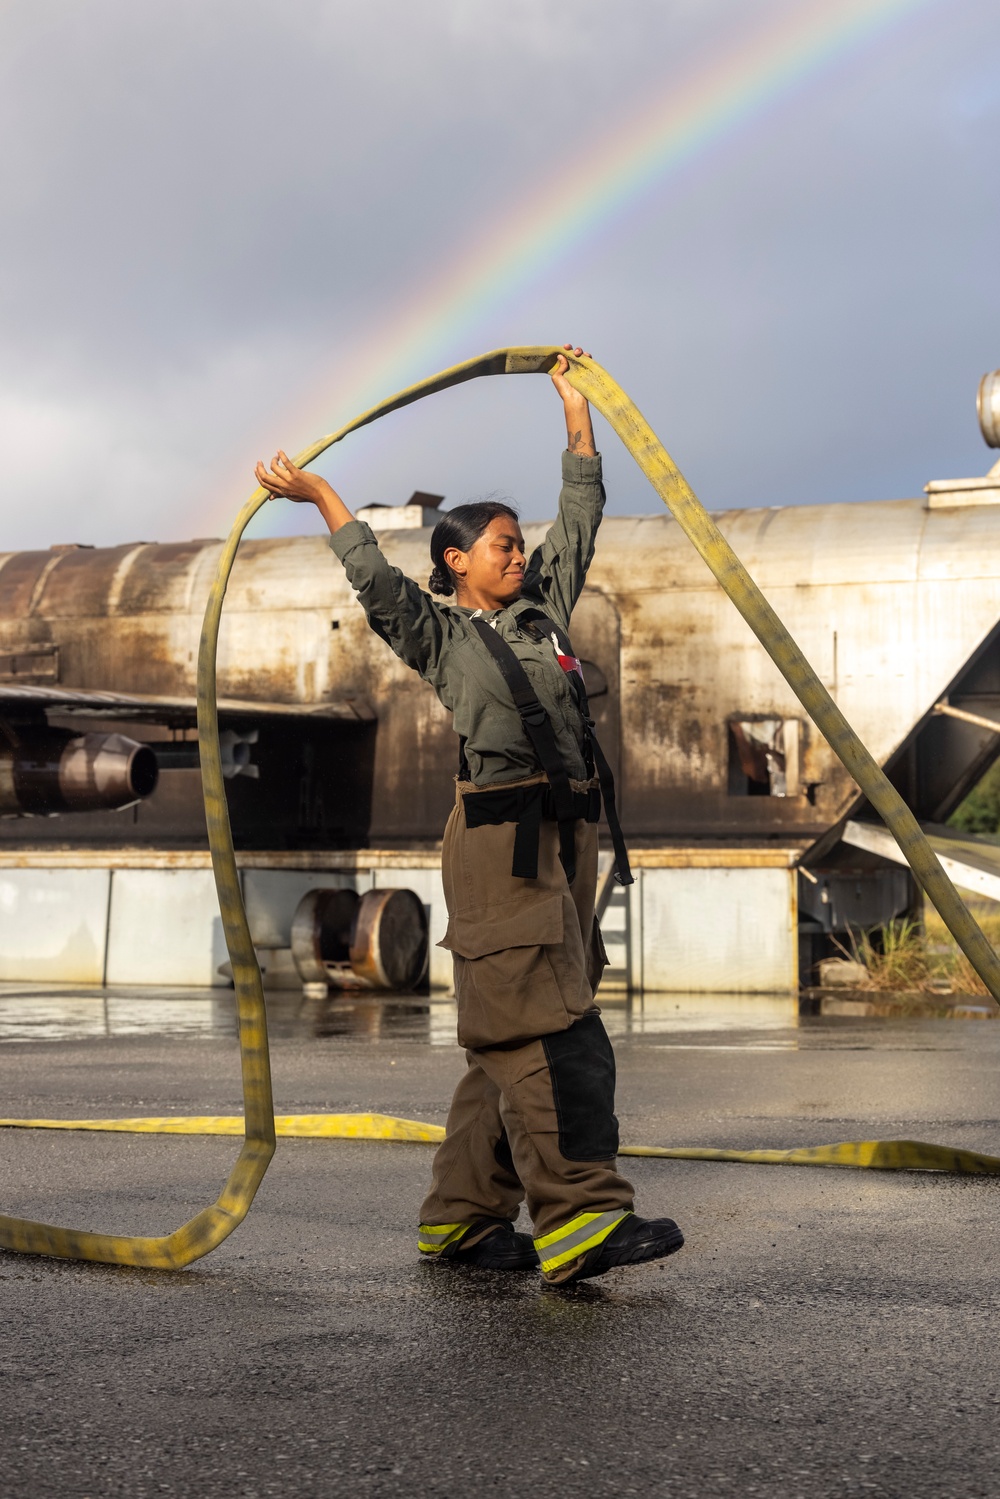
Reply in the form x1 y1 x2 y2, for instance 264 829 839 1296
419 776 635 1280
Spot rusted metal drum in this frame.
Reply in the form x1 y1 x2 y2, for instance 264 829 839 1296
290 888 361 994
349 888 428 991
290 885 428 993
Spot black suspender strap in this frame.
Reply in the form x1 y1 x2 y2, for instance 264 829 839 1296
580 718 632 887
467 612 633 888
469 617 579 883
535 614 633 888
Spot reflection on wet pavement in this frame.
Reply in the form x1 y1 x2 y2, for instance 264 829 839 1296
0 982 993 1048
0 984 806 1046
0 990 239 1043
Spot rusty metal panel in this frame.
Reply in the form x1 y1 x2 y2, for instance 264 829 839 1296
585 500 1000 839
0 550 63 619
0 643 59 682
4 496 1000 852
30 543 150 619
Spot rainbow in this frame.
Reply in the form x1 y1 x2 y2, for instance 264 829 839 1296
227 0 933 536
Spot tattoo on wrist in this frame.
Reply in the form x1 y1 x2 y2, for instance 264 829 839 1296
567 428 595 455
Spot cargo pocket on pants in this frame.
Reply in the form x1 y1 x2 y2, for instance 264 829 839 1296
587 914 610 993
439 892 571 1049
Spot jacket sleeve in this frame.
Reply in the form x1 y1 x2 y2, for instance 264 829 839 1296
328 521 449 680
521 451 606 631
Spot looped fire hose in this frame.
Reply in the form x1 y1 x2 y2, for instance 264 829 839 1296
2 347 999 1268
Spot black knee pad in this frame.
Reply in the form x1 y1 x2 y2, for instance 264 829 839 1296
541 1012 619 1161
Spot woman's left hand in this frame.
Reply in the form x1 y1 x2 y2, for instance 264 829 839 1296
550 344 591 406
551 344 597 456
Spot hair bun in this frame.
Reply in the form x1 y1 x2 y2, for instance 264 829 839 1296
428 566 454 596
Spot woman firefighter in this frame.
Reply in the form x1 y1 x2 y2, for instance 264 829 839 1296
255 346 684 1286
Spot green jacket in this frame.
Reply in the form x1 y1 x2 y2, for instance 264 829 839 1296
329 450 605 787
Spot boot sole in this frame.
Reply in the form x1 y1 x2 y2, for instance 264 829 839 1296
436 1232 540 1273
435 1251 540 1272
558 1224 685 1285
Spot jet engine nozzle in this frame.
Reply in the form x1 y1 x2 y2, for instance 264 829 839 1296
0 730 159 815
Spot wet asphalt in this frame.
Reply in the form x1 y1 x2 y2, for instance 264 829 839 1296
1 990 999 1499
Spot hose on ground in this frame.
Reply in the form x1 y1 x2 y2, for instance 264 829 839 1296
1 1114 998 1176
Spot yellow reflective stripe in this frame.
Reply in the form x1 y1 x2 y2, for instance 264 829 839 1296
539 1221 623 1273
417 1221 472 1254
534 1209 623 1252
534 1209 630 1272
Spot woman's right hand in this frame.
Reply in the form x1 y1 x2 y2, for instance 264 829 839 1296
255 450 332 505
254 450 356 535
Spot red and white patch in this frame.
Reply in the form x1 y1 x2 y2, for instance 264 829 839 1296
551 632 584 681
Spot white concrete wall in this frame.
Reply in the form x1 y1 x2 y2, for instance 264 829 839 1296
637 867 797 992
0 869 111 983
0 860 798 993
105 869 230 987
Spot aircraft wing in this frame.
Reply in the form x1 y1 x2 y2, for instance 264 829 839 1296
0 683 376 724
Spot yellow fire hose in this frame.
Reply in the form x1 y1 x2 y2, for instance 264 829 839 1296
1 1114 999 1176
2 346 999 1269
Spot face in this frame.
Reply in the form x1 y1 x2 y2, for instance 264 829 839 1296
445 516 526 607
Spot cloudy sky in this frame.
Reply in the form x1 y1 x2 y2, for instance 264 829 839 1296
2 0 998 551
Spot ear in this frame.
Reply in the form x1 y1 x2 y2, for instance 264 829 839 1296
443 545 469 580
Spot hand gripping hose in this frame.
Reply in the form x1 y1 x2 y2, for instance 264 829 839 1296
2 347 999 1269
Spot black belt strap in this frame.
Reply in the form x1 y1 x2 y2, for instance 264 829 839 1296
462 782 600 880
470 617 579 883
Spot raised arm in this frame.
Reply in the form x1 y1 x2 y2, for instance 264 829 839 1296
551 346 597 459
521 346 606 629
254 451 449 680
254 450 355 533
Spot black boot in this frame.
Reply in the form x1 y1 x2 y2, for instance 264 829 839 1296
442 1219 539 1272
547 1214 684 1285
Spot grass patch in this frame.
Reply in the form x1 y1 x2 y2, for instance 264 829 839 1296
845 904 1000 996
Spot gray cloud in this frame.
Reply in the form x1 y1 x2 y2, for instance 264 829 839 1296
1 0 997 551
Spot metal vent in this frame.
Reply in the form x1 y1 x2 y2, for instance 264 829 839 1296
0 643 59 683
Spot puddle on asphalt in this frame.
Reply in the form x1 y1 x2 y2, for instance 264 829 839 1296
0 985 801 1045
0 984 992 1047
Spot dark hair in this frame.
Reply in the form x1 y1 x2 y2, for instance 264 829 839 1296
428 500 519 596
